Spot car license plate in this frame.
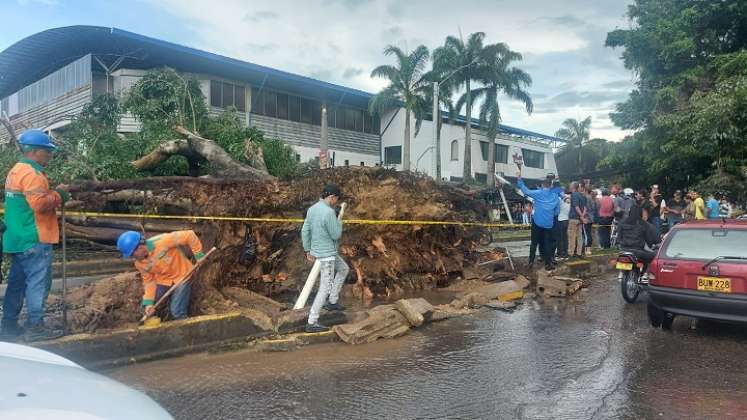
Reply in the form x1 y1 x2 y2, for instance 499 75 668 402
697 276 731 293
616 262 633 271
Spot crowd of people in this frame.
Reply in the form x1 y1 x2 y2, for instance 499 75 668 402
515 170 743 270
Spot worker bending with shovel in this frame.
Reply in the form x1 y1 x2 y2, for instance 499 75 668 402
302 184 349 333
117 230 205 321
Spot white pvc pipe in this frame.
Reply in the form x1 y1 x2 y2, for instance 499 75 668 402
293 202 347 310
293 259 321 310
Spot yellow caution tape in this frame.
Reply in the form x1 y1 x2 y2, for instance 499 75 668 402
0 208 529 229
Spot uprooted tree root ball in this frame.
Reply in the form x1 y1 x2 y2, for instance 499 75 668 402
55 167 492 332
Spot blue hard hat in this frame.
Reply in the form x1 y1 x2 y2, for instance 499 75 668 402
18 129 56 150
117 231 142 259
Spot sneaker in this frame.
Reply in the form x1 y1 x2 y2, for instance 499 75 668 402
22 326 63 342
323 302 346 312
305 323 329 333
0 323 24 342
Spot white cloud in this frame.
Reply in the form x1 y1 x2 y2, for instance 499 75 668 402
139 0 634 139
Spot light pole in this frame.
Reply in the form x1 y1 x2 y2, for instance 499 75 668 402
432 58 479 181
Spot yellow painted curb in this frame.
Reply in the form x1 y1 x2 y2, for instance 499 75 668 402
498 290 524 302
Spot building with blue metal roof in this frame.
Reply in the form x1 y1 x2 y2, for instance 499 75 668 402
0 25 562 181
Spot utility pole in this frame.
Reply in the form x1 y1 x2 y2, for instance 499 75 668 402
432 82 440 180
320 101 328 169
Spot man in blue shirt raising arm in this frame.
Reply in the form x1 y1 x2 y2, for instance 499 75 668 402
518 170 560 271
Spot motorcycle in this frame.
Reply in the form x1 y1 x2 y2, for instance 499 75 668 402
616 251 649 303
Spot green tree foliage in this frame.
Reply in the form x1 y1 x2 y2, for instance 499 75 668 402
433 32 489 181
555 117 591 171
603 0 747 201
202 110 299 179
47 94 145 182
1 95 144 183
555 138 617 181
468 43 533 187
369 45 431 172
125 67 297 178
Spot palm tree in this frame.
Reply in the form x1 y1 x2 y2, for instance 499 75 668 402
369 45 430 172
465 43 533 187
555 117 592 172
433 32 488 182
420 68 456 179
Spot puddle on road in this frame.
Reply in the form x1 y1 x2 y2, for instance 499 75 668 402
108 274 747 420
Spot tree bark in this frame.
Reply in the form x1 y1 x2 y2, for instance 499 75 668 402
403 107 411 171
175 126 274 180
487 134 496 188
243 139 267 173
68 176 264 193
131 139 197 171
131 126 275 181
463 78 473 182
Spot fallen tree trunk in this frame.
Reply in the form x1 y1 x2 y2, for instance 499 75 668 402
130 126 275 181
176 126 275 180
131 139 199 172
68 176 265 193
65 216 192 233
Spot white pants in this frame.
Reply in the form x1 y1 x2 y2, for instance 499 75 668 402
308 255 349 324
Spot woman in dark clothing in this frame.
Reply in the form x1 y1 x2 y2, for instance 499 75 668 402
617 205 660 263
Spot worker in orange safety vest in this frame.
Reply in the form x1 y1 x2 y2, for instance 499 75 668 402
117 230 205 320
1 129 69 342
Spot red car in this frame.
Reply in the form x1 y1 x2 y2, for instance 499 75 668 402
647 219 747 329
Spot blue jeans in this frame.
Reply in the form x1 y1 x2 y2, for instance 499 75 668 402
155 282 192 320
3 243 53 328
650 216 661 236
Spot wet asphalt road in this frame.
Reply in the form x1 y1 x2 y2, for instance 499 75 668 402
108 273 747 419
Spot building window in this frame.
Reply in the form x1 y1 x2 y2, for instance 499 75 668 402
211 81 246 110
479 141 510 163
474 173 487 184
327 106 335 128
210 80 222 108
300 98 313 124
360 162 365 166
247 86 372 133
289 95 300 122
384 146 402 165
311 100 322 125
344 159 349 166
235 86 246 112
295 154 301 162
251 87 263 114
224 84 235 109
522 148 545 169
450 140 459 161
277 93 288 119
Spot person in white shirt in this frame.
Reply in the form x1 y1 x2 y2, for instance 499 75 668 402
556 193 571 260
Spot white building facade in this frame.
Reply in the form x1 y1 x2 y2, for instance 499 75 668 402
380 109 558 182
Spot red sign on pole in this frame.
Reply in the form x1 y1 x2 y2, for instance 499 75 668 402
319 150 328 169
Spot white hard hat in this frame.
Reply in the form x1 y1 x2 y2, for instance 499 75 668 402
623 188 634 196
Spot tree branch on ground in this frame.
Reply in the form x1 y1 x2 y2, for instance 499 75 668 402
132 126 276 181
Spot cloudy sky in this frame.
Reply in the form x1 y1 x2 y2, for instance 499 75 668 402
1 0 635 140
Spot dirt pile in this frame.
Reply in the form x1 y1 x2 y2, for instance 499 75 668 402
59 167 492 332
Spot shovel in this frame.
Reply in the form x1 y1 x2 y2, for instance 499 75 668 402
139 247 217 325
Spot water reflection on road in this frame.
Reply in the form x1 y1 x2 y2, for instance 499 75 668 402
108 274 747 419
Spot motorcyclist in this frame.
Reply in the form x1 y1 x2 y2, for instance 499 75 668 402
614 188 635 223
617 205 660 264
